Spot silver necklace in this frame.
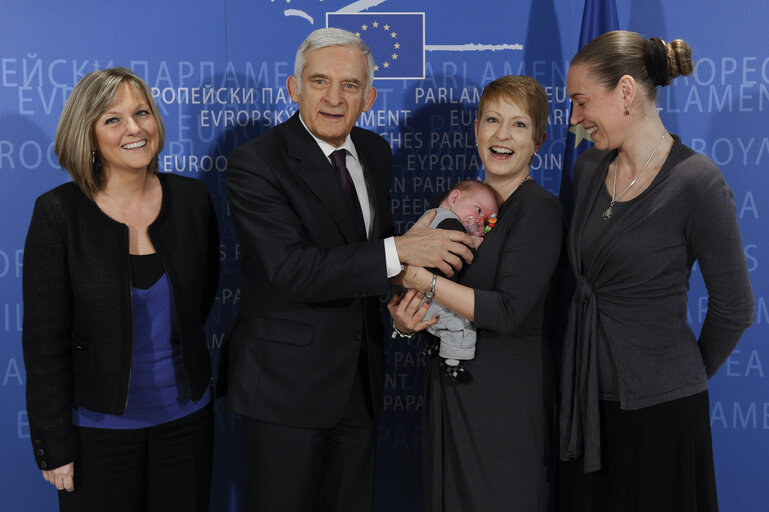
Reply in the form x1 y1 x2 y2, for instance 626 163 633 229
602 130 667 220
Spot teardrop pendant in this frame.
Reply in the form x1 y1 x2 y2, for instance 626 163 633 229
602 204 614 220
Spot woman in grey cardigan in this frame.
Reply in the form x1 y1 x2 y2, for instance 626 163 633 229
557 31 754 512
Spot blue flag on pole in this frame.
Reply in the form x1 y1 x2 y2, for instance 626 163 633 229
559 0 619 219
327 12 425 80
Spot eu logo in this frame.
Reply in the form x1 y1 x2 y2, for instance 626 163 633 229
326 12 425 80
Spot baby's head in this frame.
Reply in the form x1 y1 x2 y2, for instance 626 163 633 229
440 180 498 227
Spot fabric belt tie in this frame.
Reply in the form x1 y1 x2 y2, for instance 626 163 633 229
331 149 367 241
558 275 602 472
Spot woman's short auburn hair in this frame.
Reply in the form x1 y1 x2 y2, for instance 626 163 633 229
476 75 549 146
54 67 165 198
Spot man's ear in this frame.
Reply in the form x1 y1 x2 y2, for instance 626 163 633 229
287 75 300 103
362 86 377 112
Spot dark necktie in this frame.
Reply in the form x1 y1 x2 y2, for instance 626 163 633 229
331 149 367 240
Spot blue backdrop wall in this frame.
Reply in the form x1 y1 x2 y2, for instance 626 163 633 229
1 1 767 511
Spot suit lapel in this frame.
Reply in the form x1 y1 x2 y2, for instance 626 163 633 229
352 129 386 239
286 113 361 243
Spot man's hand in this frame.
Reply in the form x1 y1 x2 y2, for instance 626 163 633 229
394 211 474 277
43 461 74 492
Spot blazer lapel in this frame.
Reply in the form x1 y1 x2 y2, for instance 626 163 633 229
352 129 386 240
285 113 361 243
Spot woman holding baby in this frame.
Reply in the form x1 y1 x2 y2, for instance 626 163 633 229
389 75 565 512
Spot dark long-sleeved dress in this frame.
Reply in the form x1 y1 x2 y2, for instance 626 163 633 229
423 179 565 512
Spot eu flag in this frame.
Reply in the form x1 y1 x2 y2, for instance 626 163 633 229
327 12 425 80
559 0 619 219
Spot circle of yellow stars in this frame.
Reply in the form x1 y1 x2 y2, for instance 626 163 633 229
355 21 400 71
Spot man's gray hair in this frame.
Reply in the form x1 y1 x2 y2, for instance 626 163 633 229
294 28 376 91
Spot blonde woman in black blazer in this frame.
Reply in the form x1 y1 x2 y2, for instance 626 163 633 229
23 67 219 511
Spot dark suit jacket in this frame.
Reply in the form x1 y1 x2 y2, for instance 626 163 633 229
224 112 393 428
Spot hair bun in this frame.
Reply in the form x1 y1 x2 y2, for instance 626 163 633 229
667 39 694 79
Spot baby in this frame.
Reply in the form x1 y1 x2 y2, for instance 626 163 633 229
423 180 498 382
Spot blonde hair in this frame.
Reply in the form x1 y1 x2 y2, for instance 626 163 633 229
476 75 549 146
54 67 165 198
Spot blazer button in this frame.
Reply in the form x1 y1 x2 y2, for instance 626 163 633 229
37 448 45 456
33 439 42 446
353 332 362 341
40 461 48 469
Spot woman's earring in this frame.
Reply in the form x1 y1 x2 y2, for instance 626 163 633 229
624 106 630 116
91 150 101 173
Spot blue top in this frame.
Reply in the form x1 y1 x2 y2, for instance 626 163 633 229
73 271 210 429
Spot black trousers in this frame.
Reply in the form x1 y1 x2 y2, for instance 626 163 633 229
58 404 213 512
243 353 377 512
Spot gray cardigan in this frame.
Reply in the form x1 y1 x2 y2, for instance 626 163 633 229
559 136 754 472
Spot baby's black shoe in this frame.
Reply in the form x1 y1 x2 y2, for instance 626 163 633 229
441 359 472 383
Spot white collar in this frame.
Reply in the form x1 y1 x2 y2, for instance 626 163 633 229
298 113 359 163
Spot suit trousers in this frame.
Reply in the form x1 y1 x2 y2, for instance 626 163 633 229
243 351 377 512
58 404 213 512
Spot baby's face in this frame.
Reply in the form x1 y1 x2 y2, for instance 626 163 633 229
447 189 498 224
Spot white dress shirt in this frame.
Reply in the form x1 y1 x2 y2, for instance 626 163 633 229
298 114 402 277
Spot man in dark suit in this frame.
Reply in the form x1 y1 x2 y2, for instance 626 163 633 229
225 28 473 511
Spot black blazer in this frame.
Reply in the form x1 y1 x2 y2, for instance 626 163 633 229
224 112 393 428
22 173 219 470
